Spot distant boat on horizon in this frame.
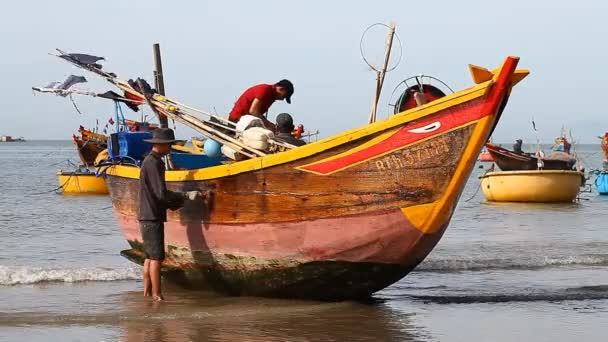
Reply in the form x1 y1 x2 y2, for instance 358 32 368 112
0 135 26 142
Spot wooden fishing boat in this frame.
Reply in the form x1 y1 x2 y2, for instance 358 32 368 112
73 126 107 166
57 169 108 194
485 143 576 171
552 132 571 153
95 56 529 300
74 123 184 166
480 170 583 203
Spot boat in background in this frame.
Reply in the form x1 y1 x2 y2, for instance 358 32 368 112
601 132 608 169
480 170 584 203
57 167 108 194
593 132 608 195
485 143 576 171
478 146 494 162
73 126 107 166
594 171 608 195
552 130 572 153
0 135 26 142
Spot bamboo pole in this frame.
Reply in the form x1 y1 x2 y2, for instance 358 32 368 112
368 22 396 124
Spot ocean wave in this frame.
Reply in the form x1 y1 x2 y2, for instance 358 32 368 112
0 265 141 285
416 254 608 272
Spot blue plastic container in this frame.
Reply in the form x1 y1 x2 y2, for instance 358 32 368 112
108 132 153 160
170 152 223 169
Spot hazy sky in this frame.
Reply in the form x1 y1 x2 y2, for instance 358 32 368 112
1 0 606 143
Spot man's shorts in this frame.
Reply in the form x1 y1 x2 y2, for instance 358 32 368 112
139 221 165 260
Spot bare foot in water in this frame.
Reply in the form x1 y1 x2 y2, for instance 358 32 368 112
144 291 151 297
153 295 165 302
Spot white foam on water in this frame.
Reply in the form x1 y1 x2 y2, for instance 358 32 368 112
0 265 141 285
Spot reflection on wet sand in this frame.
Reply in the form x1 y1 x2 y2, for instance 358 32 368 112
116 288 430 342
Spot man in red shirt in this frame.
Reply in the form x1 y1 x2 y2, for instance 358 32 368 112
228 79 294 130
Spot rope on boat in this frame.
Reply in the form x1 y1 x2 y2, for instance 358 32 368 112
48 159 78 168
28 173 74 196
69 93 84 115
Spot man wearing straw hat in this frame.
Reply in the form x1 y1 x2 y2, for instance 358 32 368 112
139 128 206 301
228 79 294 130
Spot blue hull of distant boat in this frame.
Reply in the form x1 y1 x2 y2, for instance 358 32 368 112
596 173 608 195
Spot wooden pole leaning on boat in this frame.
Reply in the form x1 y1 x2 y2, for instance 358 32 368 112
135 79 264 158
153 106 259 159
155 104 264 158
368 22 396 124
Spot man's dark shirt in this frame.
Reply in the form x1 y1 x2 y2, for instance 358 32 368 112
138 151 185 222
276 132 306 147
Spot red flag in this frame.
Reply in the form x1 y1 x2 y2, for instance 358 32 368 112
108 117 115 125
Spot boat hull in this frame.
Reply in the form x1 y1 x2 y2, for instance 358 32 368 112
118 209 447 299
58 171 108 194
486 143 575 171
480 170 583 203
104 57 527 299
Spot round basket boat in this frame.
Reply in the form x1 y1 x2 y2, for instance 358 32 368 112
480 170 584 203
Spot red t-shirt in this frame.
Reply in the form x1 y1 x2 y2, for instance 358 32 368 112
229 84 276 122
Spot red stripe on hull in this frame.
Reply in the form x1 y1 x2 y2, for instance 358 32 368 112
301 98 485 175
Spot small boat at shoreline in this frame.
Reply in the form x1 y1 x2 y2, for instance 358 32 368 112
485 143 576 171
480 170 584 203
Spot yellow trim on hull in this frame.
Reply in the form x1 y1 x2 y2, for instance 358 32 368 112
401 115 495 234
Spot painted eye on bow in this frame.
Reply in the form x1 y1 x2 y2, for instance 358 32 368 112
408 121 441 134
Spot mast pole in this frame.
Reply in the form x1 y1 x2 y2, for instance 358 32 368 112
369 22 396 124
153 43 168 128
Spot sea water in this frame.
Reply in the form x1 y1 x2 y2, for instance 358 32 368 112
1 141 607 342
